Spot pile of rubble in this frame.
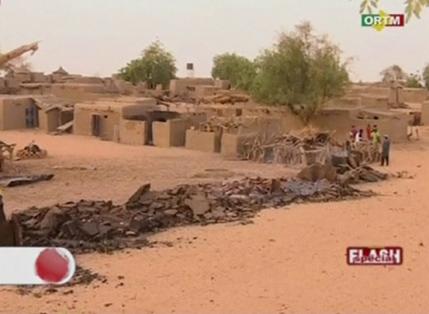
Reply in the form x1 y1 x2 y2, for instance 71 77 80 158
298 162 387 184
13 176 375 254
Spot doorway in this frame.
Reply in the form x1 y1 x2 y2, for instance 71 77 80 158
25 105 39 128
91 115 101 137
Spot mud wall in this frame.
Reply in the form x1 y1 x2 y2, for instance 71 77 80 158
185 130 221 153
0 96 35 130
73 107 121 140
119 120 147 145
421 101 429 125
153 119 188 148
402 88 428 103
39 109 60 133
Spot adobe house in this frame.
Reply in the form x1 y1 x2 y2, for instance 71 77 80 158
0 95 39 130
421 101 429 125
74 98 157 141
169 78 215 97
402 88 428 103
152 112 207 148
38 105 74 133
74 98 182 144
5 67 32 83
125 109 180 145
311 107 409 142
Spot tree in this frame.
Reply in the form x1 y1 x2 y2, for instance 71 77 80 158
211 53 256 91
251 22 349 125
380 65 408 83
360 0 429 22
423 64 429 90
405 73 423 88
118 41 177 88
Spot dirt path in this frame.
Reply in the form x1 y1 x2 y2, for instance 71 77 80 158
0 130 428 313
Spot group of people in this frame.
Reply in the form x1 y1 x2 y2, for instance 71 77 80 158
348 124 391 166
349 124 381 144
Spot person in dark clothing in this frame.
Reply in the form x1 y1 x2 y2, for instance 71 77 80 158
381 135 391 166
350 125 357 142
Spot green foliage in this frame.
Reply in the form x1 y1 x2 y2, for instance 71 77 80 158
380 65 408 82
251 22 349 124
118 41 177 88
211 53 256 91
360 0 429 22
405 73 423 88
423 64 429 89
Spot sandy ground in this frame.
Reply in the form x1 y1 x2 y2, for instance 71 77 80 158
0 129 428 314
0 130 295 213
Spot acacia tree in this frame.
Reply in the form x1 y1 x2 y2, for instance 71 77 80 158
360 0 429 21
423 64 429 90
119 41 177 88
251 22 349 125
405 73 423 88
211 53 256 91
380 65 408 82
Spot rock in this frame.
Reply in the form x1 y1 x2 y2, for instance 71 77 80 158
127 184 151 204
40 207 63 231
0 174 54 188
185 193 210 216
229 194 250 202
270 179 282 195
78 222 99 237
164 209 178 216
150 202 165 210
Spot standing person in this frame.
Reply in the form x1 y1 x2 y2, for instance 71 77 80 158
372 125 381 145
366 124 372 141
371 125 382 162
381 135 391 166
350 125 357 142
355 128 364 143
407 113 421 141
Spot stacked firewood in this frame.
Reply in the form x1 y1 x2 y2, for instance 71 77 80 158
16 141 48 160
198 117 244 133
239 129 337 166
199 92 250 104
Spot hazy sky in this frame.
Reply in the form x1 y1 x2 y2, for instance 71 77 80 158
0 0 428 81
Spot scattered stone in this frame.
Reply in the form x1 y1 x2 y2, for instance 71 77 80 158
127 183 151 204
185 193 210 216
12 174 381 254
0 174 54 187
164 209 178 216
392 171 415 179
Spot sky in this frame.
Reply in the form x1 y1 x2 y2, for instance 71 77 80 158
0 0 428 81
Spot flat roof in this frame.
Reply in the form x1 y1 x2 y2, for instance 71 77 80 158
0 95 35 100
75 98 157 113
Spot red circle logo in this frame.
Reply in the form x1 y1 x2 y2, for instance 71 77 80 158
35 248 70 283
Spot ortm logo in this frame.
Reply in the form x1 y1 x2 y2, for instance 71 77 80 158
361 11 405 31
